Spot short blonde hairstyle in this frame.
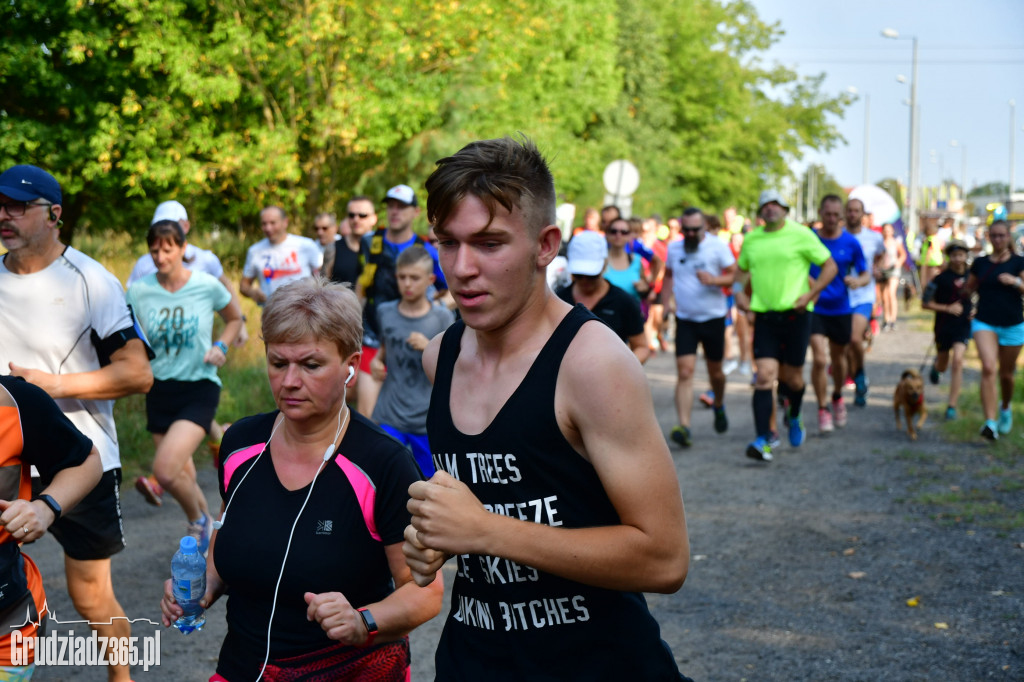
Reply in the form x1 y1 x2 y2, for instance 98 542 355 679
262 276 362 357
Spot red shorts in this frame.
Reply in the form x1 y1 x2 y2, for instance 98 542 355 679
359 345 378 375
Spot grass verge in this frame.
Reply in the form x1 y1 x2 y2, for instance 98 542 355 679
896 306 1024 531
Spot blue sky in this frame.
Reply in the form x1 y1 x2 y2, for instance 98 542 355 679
749 0 1024 192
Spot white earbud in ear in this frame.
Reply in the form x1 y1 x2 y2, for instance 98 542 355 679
347 365 355 383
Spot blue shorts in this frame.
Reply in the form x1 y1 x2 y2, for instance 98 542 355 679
851 303 873 319
972 319 1024 347
378 424 434 477
724 295 735 327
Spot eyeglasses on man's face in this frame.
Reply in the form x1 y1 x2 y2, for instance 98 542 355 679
0 200 52 218
348 212 370 219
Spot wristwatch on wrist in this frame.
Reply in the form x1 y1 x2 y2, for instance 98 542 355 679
357 607 378 647
32 494 61 521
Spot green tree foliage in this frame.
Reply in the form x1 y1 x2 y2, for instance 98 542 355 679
968 182 1010 198
1 0 848 240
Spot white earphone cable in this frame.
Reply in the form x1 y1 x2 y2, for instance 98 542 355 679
253 384 350 681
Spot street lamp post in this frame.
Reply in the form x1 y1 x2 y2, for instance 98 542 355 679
848 86 871 185
882 28 919 237
1011 100 1017 200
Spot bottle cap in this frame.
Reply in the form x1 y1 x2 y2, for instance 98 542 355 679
179 536 198 553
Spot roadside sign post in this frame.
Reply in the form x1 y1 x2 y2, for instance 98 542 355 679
603 160 640 218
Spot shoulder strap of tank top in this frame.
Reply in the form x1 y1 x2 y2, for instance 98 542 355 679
432 306 595 397
432 318 466 401
528 304 599 375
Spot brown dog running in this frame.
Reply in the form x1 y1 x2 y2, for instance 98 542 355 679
894 368 927 440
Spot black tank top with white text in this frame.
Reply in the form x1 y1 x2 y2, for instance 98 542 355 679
427 305 682 681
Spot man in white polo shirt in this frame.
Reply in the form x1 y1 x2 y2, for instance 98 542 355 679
663 207 736 447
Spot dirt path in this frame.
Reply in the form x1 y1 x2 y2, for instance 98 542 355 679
30 323 1022 681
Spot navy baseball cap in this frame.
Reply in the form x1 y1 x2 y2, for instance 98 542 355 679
0 165 62 205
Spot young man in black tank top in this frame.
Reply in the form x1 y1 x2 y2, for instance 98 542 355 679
403 137 692 680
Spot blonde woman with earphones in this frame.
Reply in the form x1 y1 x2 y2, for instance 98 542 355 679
160 277 442 681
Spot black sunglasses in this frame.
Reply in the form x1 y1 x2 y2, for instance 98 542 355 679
348 212 370 219
606 228 631 236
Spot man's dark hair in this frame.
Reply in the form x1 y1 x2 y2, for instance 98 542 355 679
819 194 843 210
426 136 556 236
682 207 703 218
348 195 374 206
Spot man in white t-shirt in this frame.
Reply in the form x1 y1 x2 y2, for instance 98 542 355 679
127 200 249 345
663 207 736 448
844 198 885 407
0 164 154 681
239 205 322 304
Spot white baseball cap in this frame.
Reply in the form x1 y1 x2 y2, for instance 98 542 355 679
567 231 608 276
152 200 188 225
383 184 418 207
757 190 789 211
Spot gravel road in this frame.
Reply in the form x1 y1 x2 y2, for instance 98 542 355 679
29 322 1023 681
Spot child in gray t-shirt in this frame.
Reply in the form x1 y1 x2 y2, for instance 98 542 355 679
370 245 455 475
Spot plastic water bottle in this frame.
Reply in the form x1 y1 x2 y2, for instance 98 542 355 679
171 536 206 634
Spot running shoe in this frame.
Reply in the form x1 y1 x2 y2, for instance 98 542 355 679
844 375 856 389
854 371 869 406
788 415 806 447
832 397 848 428
945 406 957 421
980 421 999 441
745 436 773 462
699 391 714 408
928 364 941 385
187 512 213 556
767 431 782 449
722 359 739 376
997 408 1013 435
818 407 834 434
738 361 752 377
670 425 692 448
135 475 164 507
713 406 729 434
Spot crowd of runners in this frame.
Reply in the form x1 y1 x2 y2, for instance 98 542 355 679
0 138 1021 680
